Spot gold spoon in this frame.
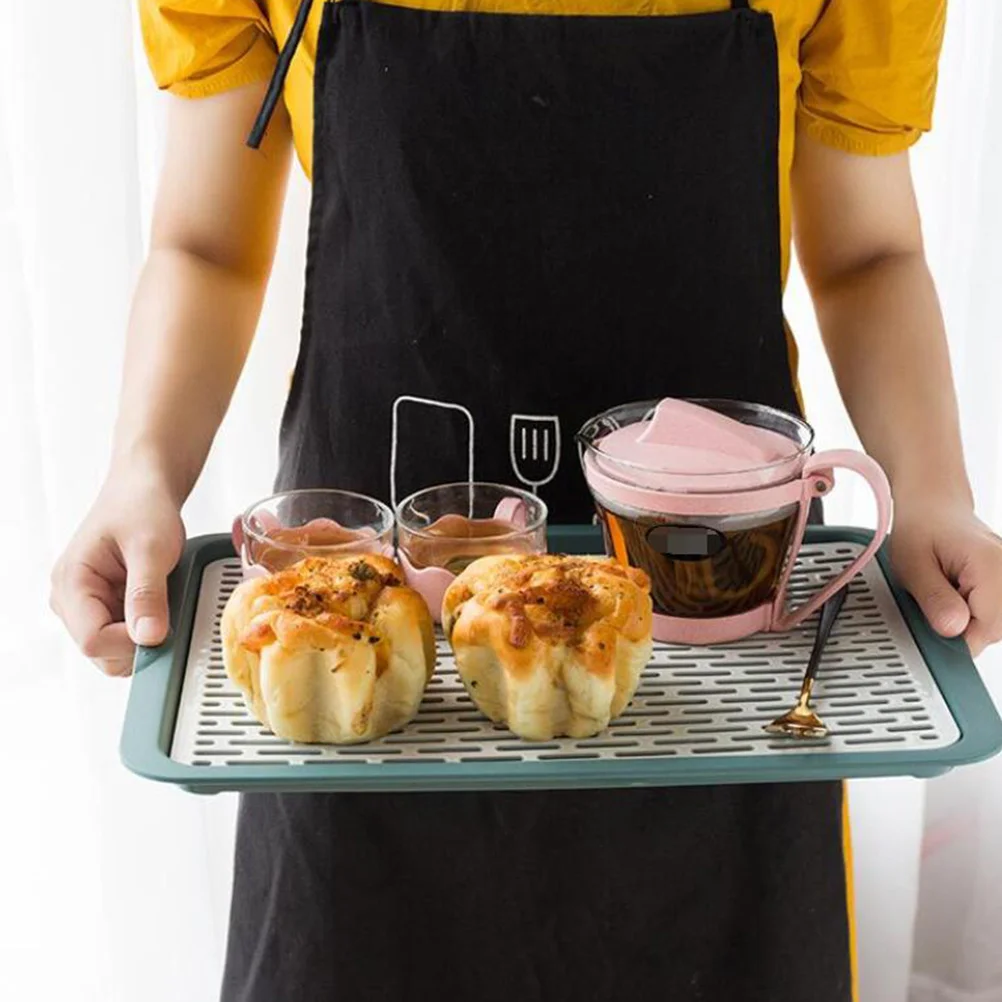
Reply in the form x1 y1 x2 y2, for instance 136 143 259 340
764 586 848 739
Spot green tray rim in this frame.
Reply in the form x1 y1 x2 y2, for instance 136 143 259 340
120 526 1002 794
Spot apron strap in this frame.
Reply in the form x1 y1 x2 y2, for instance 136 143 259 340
247 0 315 149
730 0 750 8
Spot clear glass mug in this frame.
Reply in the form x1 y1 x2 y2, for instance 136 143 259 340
232 488 395 577
395 482 548 621
578 399 893 644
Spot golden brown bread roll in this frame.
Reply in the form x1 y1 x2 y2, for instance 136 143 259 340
441 555 653 740
221 555 436 743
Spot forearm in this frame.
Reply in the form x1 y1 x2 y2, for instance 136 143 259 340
811 250 973 509
110 246 267 504
106 85 292 505
791 135 972 510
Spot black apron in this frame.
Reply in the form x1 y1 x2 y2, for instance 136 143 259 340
224 2 852 999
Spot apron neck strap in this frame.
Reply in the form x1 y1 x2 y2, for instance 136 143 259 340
730 0 750 8
247 0 315 149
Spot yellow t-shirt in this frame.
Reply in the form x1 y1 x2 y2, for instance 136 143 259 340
140 0 945 388
140 0 945 287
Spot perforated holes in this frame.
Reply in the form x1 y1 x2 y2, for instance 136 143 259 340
844 735 907 746
169 551 960 774
383 735 446 746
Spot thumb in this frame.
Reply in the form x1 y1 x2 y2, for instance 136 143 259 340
122 536 174 646
899 553 970 638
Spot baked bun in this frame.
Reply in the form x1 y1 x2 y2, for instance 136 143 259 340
441 555 653 740
222 555 436 744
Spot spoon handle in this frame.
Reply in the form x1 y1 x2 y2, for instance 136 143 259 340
803 586 848 687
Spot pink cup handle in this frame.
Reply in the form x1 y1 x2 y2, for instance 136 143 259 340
493 496 528 528
232 515 245 554
397 548 454 623
771 450 892 632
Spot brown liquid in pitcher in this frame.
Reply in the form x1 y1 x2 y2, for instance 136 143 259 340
595 501 799 619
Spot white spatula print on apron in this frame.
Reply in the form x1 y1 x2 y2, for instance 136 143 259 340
509 414 561 494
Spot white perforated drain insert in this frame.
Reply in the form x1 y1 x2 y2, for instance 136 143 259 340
170 543 959 767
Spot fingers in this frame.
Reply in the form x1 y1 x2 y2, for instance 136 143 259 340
960 542 1002 658
53 565 136 674
964 625 989 660
894 550 971 639
95 655 137 678
51 491 184 676
965 592 1002 657
121 536 175 646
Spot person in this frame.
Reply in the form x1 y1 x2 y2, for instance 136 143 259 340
50 0 1002 999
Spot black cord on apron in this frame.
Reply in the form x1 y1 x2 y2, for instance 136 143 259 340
247 0 315 149
246 0 754 150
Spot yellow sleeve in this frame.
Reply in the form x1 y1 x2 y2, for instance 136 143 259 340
798 0 947 156
138 1 278 98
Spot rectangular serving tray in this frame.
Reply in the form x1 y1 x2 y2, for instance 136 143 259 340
121 526 1002 794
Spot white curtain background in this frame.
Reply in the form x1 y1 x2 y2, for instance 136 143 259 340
1 2 1000 999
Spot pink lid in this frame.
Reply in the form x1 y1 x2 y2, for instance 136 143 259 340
590 398 805 493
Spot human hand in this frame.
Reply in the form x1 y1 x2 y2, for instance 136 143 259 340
50 462 185 676
890 498 1002 658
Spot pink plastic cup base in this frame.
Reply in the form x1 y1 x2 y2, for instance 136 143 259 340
652 605 773 646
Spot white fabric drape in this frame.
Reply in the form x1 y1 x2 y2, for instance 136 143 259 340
0 2 999 1000
788 7 1002 1001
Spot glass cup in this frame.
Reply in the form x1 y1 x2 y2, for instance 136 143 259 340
577 398 892 644
395 482 548 620
233 488 395 576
